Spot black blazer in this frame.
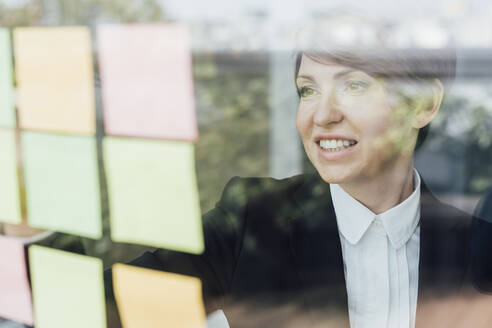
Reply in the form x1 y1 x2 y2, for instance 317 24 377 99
470 188 492 294
106 174 492 327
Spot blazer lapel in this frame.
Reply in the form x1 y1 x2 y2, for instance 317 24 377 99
288 174 349 327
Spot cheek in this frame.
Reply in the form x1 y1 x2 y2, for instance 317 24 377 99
354 90 396 138
369 117 393 140
295 107 311 138
361 99 394 132
361 109 413 164
355 105 396 153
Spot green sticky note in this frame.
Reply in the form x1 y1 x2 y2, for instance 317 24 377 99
0 129 21 224
104 137 204 254
0 29 15 128
23 132 102 239
29 246 106 328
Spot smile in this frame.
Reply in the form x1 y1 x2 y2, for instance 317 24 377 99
318 139 358 152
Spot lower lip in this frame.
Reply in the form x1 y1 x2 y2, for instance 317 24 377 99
316 142 357 160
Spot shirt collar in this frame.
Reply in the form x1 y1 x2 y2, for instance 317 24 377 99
330 169 421 249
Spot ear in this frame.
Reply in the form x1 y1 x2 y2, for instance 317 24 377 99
412 79 444 129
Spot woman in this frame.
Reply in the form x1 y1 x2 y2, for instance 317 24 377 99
105 41 492 327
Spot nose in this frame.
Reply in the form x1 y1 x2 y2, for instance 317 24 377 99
313 90 343 126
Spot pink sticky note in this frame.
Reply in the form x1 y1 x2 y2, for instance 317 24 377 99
0 236 34 325
98 24 198 141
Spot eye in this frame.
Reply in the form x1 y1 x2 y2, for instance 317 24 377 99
344 80 370 93
298 86 315 98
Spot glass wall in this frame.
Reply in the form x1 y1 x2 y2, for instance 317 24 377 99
1 1 491 327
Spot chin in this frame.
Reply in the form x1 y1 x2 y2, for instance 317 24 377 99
315 166 353 185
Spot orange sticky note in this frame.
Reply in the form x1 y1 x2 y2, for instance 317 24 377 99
14 27 96 135
98 24 198 141
0 236 34 326
113 263 206 328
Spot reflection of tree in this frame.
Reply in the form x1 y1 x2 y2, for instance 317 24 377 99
428 94 492 193
462 104 492 193
193 54 270 212
55 0 165 24
0 0 165 266
301 87 492 195
0 0 165 26
0 1 43 26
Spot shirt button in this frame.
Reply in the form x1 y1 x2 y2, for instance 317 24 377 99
374 218 382 226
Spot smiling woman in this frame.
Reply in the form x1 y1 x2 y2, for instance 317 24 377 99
294 52 444 213
283 46 452 327
103 23 492 328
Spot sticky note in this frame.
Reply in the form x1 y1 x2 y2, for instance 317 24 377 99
104 137 203 253
0 29 15 128
0 236 34 326
0 129 22 224
22 131 102 239
29 246 106 328
14 27 96 135
98 24 198 141
113 263 205 328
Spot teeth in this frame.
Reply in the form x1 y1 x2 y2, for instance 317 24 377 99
319 139 356 151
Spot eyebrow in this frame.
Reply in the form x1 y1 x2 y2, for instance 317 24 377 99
296 69 358 83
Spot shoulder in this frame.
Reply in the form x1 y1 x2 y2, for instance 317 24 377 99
474 187 492 221
424 188 492 295
206 174 317 238
420 180 473 231
469 190 492 294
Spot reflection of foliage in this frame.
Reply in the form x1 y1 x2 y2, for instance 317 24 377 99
193 54 270 212
0 0 166 265
428 94 492 193
0 0 165 27
0 0 269 265
464 105 492 193
468 106 492 148
56 0 165 24
0 1 43 26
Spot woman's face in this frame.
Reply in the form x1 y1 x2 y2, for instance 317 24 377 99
296 54 418 185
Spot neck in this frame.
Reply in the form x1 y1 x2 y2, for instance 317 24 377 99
340 158 415 214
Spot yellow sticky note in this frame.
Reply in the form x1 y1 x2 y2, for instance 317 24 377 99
0 129 22 224
29 246 106 328
113 263 205 328
14 27 96 135
23 131 102 239
104 137 203 253
0 29 15 128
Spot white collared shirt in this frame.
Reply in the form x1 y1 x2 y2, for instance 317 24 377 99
330 170 421 328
